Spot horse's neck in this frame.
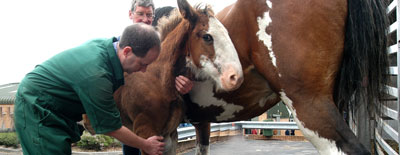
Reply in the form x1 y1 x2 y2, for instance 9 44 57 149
153 21 190 88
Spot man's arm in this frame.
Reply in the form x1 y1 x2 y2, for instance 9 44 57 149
105 126 165 155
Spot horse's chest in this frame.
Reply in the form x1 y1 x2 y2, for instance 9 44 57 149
189 67 279 122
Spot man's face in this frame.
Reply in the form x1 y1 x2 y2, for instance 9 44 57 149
129 6 154 25
122 47 159 74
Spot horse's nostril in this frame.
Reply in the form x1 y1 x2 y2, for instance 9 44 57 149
230 74 237 81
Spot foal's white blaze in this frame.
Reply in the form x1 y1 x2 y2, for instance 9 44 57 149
190 80 244 121
257 0 276 68
279 91 346 155
189 17 243 91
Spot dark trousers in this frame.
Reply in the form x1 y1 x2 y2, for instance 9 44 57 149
122 144 141 155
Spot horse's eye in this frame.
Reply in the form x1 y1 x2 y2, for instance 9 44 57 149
202 34 213 43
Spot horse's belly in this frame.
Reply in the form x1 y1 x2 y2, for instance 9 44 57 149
188 66 280 122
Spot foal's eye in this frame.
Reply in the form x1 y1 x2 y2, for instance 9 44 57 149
202 34 213 43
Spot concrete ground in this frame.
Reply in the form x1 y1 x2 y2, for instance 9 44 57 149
180 136 318 155
0 137 318 155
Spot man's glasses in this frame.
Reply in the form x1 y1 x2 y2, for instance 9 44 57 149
134 12 155 20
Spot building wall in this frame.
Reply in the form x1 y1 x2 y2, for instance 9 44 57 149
253 113 304 136
0 104 14 130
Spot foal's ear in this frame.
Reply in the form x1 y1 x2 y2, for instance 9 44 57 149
177 0 198 24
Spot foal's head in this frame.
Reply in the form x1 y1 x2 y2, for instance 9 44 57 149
158 0 243 92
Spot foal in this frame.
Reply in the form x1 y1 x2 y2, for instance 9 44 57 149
114 0 243 154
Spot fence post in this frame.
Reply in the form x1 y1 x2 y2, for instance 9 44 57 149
396 0 400 152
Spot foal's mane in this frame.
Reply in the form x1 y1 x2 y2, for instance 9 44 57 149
157 9 182 42
156 4 214 42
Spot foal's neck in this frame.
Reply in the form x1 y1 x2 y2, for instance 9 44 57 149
154 21 191 88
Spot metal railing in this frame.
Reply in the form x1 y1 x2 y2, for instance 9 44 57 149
375 1 400 154
177 121 298 140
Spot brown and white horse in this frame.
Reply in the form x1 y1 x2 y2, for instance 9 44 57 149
113 0 243 154
185 0 389 154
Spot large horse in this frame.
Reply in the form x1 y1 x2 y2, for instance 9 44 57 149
113 0 243 154
185 0 389 154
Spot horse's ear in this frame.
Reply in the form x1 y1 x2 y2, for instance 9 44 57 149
177 0 197 24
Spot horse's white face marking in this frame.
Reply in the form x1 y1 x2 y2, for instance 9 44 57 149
279 91 346 155
188 17 243 91
189 80 244 121
257 0 277 68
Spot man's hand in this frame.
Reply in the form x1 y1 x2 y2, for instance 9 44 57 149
175 75 193 94
143 136 165 155
105 127 165 155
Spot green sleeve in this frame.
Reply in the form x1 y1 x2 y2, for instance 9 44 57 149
75 73 122 134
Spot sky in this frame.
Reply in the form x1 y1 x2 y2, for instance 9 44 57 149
0 0 236 85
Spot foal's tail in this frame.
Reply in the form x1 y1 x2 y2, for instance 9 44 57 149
334 0 389 113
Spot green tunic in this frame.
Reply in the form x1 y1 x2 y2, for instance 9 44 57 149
14 37 124 155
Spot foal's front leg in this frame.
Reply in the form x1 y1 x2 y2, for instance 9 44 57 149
193 122 211 155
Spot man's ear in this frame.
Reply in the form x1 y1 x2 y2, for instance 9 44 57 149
129 10 134 20
122 46 133 58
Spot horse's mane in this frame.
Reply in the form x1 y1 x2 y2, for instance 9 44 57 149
156 4 214 41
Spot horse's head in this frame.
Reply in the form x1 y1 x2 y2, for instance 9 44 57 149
177 0 243 92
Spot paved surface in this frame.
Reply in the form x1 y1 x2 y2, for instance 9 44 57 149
180 136 318 155
0 137 318 155
0 147 22 155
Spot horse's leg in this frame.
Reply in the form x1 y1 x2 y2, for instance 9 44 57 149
244 0 370 153
248 26 369 154
193 122 210 155
250 41 370 154
251 38 369 153
164 130 178 155
280 93 369 154
131 113 179 155
133 123 158 155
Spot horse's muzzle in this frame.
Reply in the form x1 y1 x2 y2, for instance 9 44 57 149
220 65 244 91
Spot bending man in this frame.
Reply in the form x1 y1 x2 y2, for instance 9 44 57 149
14 23 165 155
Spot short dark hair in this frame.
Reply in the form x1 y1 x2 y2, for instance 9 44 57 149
119 23 161 57
131 0 155 12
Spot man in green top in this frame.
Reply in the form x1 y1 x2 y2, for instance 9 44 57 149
14 23 165 155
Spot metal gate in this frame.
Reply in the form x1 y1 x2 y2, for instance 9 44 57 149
375 0 399 154
348 1 400 154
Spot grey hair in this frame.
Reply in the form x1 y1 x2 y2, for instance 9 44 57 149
119 23 161 57
131 0 155 12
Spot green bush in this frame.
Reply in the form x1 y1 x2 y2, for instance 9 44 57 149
76 131 121 151
0 131 122 151
0 132 19 148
